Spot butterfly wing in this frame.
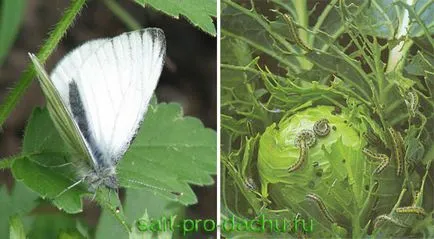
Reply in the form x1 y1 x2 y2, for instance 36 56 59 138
31 28 165 170
55 28 166 168
50 39 107 110
29 53 95 164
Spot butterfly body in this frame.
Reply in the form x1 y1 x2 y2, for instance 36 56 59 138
85 167 118 191
68 80 118 190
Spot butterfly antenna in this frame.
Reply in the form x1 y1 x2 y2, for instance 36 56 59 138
55 177 86 198
126 179 183 197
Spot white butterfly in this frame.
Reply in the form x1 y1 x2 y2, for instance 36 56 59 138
29 28 166 194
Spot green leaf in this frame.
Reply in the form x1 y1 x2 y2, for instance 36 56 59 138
0 0 25 65
134 0 216 36
9 215 26 239
221 0 303 73
0 182 38 239
396 0 434 37
14 102 214 228
12 157 87 213
28 214 84 239
351 0 400 39
129 212 153 239
11 109 123 227
405 51 434 77
11 108 88 214
118 102 216 205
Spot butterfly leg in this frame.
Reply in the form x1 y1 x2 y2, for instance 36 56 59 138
33 158 75 168
48 162 75 168
55 177 86 198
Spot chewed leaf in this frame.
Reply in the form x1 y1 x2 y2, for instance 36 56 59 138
134 0 216 36
118 102 216 205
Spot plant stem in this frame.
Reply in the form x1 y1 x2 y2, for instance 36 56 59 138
221 63 287 81
293 0 313 70
294 0 308 45
96 189 131 233
103 0 141 30
352 206 361 239
0 0 86 127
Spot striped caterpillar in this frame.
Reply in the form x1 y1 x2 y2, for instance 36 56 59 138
413 191 422 204
313 119 330 137
388 127 404 176
363 128 382 145
294 129 316 148
288 139 308 172
396 130 406 174
373 214 408 229
244 177 257 191
362 148 390 174
305 193 335 223
405 91 419 117
282 14 311 51
395 191 426 217
289 129 316 173
395 206 426 217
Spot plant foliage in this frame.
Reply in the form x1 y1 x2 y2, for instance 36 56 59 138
0 0 216 237
11 100 215 231
134 0 217 36
221 0 434 238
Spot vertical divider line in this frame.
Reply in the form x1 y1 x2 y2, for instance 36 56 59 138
216 0 222 237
